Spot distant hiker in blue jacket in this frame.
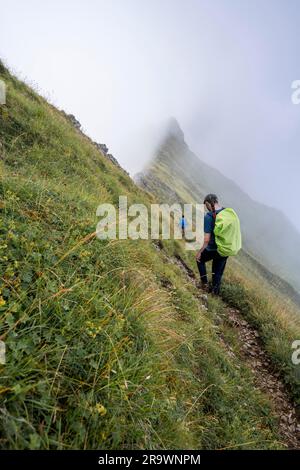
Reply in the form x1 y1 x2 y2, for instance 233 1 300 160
180 214 187 238
196 194 227 295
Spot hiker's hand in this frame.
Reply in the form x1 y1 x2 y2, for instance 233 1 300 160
196 251 201 262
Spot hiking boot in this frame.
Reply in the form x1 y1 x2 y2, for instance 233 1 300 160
200 283 210 293
211 285 220 295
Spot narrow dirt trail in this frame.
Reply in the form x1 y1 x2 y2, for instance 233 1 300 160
224 306 300 448
156 244 300 449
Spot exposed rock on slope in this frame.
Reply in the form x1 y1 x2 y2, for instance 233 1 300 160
61 110 128 174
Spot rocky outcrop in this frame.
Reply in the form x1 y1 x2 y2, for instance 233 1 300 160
61 111 128 174
95 143 108 155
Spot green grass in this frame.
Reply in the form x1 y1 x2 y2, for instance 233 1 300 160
0 61 294 449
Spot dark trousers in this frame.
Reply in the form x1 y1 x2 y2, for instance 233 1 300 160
196 249 228 294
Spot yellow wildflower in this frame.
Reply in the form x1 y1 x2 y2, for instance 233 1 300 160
95 403 107 416
86 320 102 338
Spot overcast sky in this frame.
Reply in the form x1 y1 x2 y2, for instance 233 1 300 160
1 0 300 228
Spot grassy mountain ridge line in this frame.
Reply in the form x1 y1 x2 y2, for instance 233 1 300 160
136 122 300 293
0 61 295 449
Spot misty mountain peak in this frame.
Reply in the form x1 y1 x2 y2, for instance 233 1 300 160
166 117 185 142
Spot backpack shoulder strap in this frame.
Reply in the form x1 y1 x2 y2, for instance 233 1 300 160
210 207 225 224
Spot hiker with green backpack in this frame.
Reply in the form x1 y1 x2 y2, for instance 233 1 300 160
196 194 242 295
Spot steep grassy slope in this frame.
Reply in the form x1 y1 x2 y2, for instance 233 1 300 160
135 120 300 407
0 62 298 450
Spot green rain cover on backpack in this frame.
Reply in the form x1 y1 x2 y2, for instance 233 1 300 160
214 208 242 256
